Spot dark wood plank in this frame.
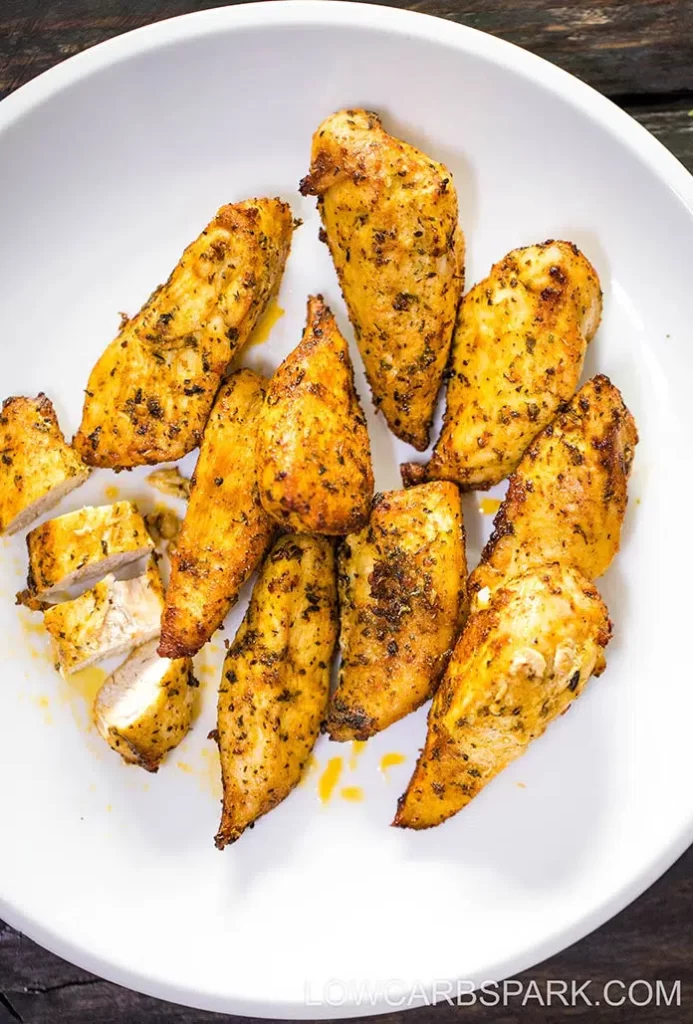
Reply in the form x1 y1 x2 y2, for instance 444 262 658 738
2 846 692 1023
627 98 693 172
1 0 693 100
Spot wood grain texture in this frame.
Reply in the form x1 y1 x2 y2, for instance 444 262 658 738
1 0 692 1021
1 0 693 99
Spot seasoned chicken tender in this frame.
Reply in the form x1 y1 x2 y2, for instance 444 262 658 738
426 241 602 489
0 394 89 536
18 501 153 606
300 109 464 450
94 640 195 772
159 370 275 659
327 482 467 741
74 199 294 469
44 558 165 677
395 563 611 830
468 375 638 604
257 295 373 534
215 533 338 848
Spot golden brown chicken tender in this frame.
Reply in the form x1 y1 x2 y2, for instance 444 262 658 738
215 533 338 848
468 375 638 605
74 199 294 469
424 241 602 490
256 295 373 534
0 394 89 536
394 562 611 830
327 482 467 741
94 639 195 772
300 109 464 450
158 369 275 659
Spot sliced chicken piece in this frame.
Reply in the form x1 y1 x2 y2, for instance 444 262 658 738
394 563 611 830
424 241 602 490
44 558 165 677
159 369 275 659
300 109 464 450
327 482 467 741
74 199 294 469
216 533 338 848
0 394 89 536
468 375 638 606
18 501 153 606
256 295 374 534
94 639 195 772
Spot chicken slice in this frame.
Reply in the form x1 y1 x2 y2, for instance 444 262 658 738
74 199 294 469
158 369 275 659
300 109 464 450
468 375 638 606
423 241 602 490
394 562 611 830
256 295 374 534
327 481 467 741
215 533 338 848
18 501 153 606
0 394 89 536
94 639 195 772
44 558 165 677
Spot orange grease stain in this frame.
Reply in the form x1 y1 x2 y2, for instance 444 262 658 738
348 740 367 770
479 497 501 515
318 757 343 803
247 300 284 349
379 752 406 778
340 786 364 803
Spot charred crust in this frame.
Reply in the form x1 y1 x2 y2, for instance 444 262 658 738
326 698 376 741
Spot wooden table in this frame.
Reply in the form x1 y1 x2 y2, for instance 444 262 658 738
1 2 692 1022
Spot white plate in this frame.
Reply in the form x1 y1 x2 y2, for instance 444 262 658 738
1 2 692 1017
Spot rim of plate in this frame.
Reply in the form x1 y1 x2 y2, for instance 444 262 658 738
1 2 692 1017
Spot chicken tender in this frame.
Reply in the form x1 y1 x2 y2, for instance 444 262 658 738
0 394 89 536
394 563 611 830
159 369 275 659
256 295 373 534
300 109 464 450
18 501 153 606
425 241 602 489
94 639 195 772
74 199 294 469
215 533 338 848
468 375 638 605
327 482 467 741
44 558 165 677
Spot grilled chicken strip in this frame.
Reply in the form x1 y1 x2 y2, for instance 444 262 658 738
18 501 153 607
300 109 464 450
74 199 294 469
0 394 89 536
159 369 275 659
215 533 338 848
327 482 467 741
423 241 602 490
44 558 165 677
467 375 638 605
94 639 195 772
395 563 611 830
256 295 373 534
